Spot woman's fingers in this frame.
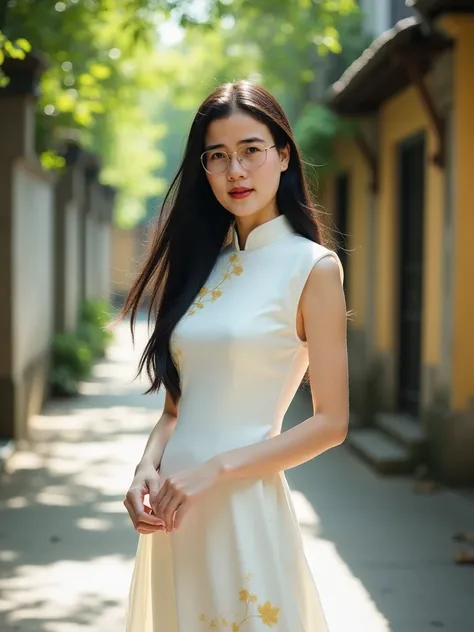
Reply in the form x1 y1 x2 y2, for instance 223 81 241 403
124 487 163 529
135 522 165 535
153 478 169 510
163 494 185 532
173 503 188 530
133 507 166 534
154 488 174 521
144 505 166 528
123 497 137 524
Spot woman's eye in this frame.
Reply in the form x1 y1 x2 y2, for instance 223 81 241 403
245 145 263 155
210 152 225 161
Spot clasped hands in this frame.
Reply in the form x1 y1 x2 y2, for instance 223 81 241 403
124 456 224 535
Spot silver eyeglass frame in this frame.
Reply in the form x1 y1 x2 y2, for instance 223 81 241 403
200 144 276 175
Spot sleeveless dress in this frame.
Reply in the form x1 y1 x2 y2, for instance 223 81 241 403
125 214 344 632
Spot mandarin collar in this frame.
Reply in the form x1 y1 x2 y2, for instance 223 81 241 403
232 214 295 252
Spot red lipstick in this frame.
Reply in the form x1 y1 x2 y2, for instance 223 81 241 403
229 187 253 199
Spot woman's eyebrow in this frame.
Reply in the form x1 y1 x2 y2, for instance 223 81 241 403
204 136 267 151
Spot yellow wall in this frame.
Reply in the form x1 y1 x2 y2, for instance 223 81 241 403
442 16 474 409
377 85 445 370
323 138 371 328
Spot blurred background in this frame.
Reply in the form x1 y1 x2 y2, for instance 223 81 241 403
1 1 474 631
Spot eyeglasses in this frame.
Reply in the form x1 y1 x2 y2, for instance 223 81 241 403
201 143 276 175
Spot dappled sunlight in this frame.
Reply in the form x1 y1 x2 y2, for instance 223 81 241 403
0 324 153 630
5 496 29 509
0 551 19 563
97 500 130 514
36 486 76 507
77 517 114 531
291 488 391 632
3 404 159 505
7 450 43 471
0 557 133 631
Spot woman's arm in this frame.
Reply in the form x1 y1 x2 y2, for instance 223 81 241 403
136 390 179 472
124 390 179 534
217 255 349 480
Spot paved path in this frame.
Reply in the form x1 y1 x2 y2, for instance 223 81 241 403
1 318 473 632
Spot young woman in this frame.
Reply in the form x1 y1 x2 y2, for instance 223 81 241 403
122 80 349 631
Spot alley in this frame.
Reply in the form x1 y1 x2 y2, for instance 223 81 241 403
1 318 473 632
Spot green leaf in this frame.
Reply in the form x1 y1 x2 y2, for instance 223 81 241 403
0 50 4 66
78 73 96 87
56 92 77 112
5 41 26 59
40 150 66 171
73 107 94 127
15 38 32 53
89 63 111 79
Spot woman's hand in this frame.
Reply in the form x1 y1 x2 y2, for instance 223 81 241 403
153 458 222 532
123 461 166 535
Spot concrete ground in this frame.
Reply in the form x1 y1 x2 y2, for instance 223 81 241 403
1 317 474 632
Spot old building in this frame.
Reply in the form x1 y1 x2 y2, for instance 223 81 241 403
324 0 474 484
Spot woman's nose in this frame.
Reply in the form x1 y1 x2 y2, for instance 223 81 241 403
227 154 246 178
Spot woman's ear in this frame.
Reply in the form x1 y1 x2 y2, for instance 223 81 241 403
280 144 290 172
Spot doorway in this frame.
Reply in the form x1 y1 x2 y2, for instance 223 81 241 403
397 134 425 417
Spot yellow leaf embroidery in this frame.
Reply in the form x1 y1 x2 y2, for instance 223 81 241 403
186 253 243 317
239 588 249 602
258 601 280 627
199 573 279 630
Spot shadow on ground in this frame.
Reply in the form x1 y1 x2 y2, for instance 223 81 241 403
0 318 155 631
284 393 474 632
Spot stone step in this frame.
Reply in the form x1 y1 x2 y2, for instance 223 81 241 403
375 412 426 458
347 428 414 475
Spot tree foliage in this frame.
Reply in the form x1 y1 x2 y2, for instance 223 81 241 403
0 0 171 223
0 0 365 226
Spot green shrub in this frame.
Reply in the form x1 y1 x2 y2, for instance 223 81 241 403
50 299 114 396
77 320 107 357
80 298 111 329
50 332 93 396
78 298 114 358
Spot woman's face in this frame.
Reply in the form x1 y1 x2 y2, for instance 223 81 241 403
203 111 290 220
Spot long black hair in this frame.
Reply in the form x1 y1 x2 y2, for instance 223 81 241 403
119 80 328 403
